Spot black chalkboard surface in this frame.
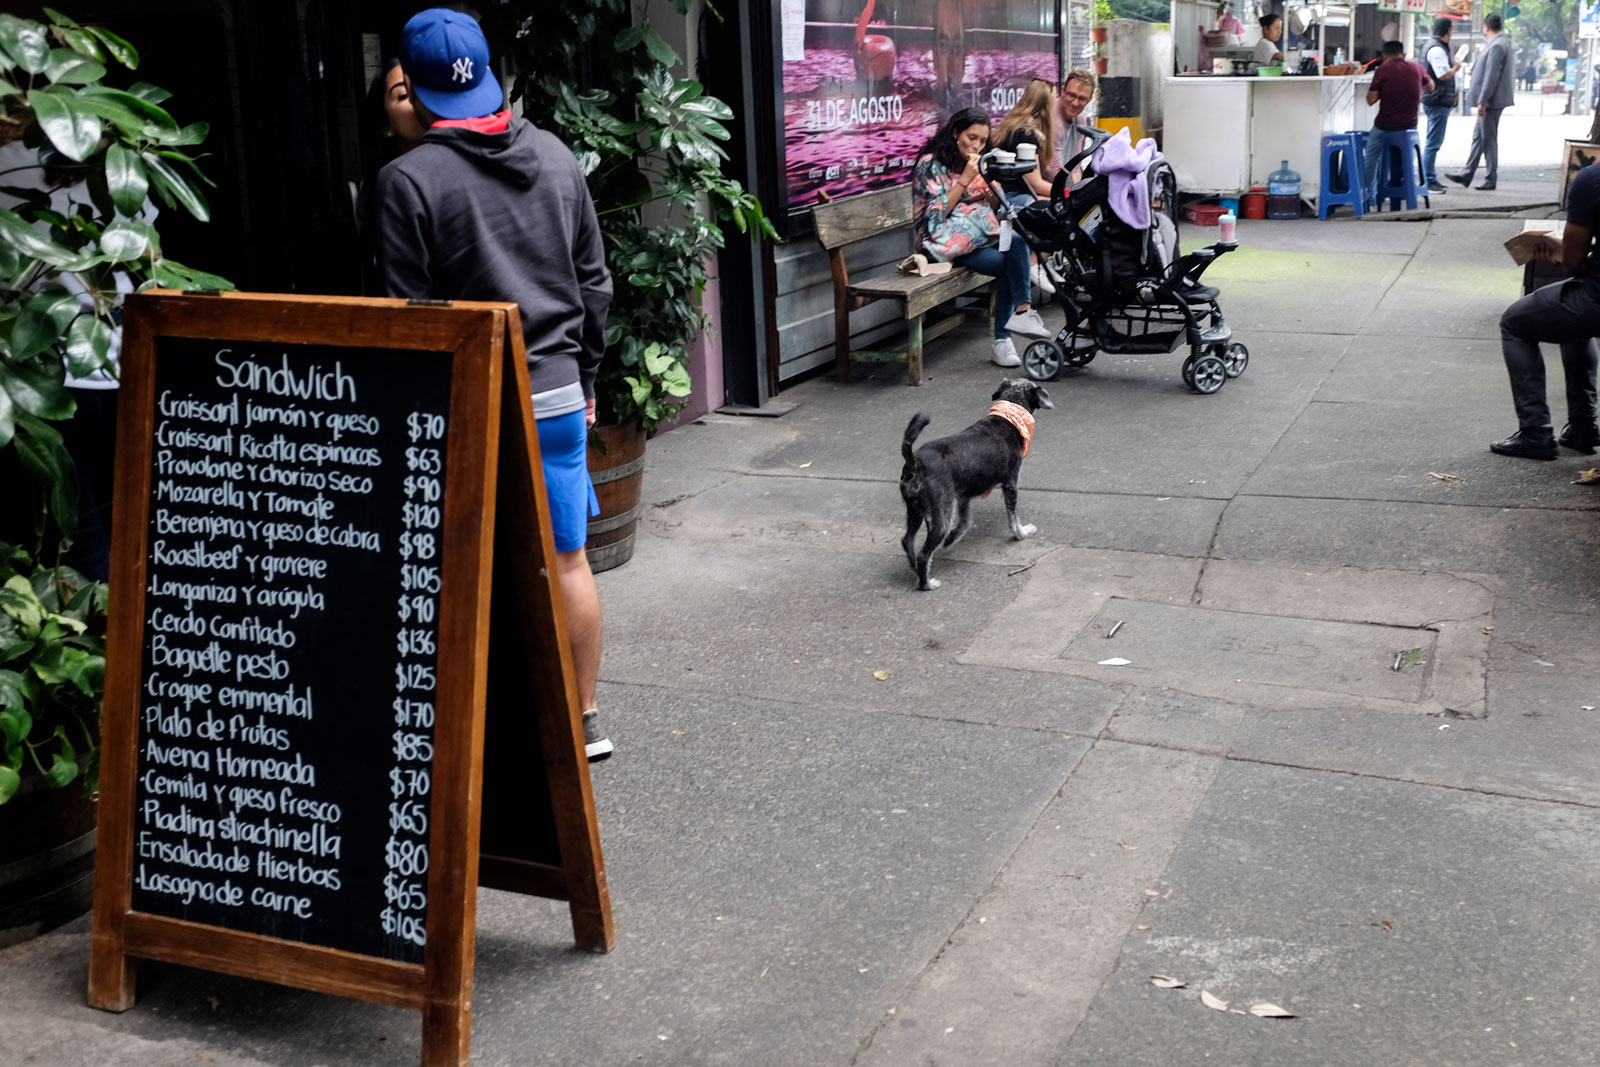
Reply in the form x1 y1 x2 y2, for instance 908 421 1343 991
131 335 452 962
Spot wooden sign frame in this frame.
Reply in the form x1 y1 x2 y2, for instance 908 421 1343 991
89 292 612 1067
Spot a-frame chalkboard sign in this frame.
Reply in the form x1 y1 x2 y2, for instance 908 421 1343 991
89 291 614 1067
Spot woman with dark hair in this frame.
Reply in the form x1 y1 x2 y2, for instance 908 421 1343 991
354 60 425 233
913 108 1051 367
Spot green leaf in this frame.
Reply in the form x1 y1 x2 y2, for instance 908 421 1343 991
157 121 208 147
85 25 138 69
0 384 12 448
11 420 62 483
642 343 672 375
98 219 149 261
0 207 83 266
0 708 30 747
661 361 692 396
46 751 78 788
42 9 81 29
626 374 651 406
125 81 171 104
0 363 75 420
0 16 50 74
63 313 113 377
43 47 104 85
11 285 79 358
0 576 45 636
141 152 208 221
615 26 646 50
26 89 102 162
153 257 232 291
77 86 175 137
0 765 18 803
49 443 78 543
56 28 103 63
103 143 147 216
641 27 680 67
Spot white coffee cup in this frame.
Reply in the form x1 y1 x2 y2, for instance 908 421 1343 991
1015 142 1037 162
992 149 1016 164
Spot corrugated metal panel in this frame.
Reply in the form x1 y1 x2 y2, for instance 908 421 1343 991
1173 0 1223 75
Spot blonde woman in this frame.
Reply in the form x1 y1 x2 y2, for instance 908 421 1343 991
992 79 1058 294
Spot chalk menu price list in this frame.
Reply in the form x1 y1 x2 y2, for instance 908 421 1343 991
131 335 451 964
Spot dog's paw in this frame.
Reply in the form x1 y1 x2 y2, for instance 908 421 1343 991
1015 523 1037 539
919 577 942 591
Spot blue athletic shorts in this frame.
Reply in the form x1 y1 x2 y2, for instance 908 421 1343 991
536 407 601 553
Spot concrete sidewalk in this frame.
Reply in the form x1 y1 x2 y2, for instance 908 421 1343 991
5 216 1600 1067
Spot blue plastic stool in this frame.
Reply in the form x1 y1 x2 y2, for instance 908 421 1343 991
1375 128 1428 212
1317 133 1365 219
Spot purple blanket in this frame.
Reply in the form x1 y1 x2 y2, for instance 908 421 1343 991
1093 128 1163 230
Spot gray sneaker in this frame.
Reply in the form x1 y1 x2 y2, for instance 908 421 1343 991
582 709 614 762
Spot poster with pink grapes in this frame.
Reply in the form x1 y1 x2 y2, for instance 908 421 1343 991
781 0 1061 214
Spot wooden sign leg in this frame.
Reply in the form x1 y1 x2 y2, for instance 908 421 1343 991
87 934 136 1012
498 319 615 953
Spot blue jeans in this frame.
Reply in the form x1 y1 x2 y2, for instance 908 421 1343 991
1423 104 1451 185
955 235 1032 339
1360 128 1387 205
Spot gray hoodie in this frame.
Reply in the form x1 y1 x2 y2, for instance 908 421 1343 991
373 117 612 415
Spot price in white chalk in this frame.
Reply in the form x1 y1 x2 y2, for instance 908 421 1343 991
400 564 440 594
388 799 429 835
407 411 445 442
380 906 427 946
396 594 436 624
396 628 437 657
402 502 440 529
392 730 434 762
389 767 430 798
392 697 435 728
405 447 442 474
394 662 436 692
385 838 429 877
402 475 441 502
383 872 427 911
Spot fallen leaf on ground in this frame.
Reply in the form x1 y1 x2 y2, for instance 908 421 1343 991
1150 975 1185 988
1381 920 1393 931
1483 625 1494 634
1427 471 1461 482
1535 659 1555 667
1098 657 1132 666
1230 1008 1247 1015
1249 1003 1296 1018
1145 889 1160 896
1136 924 1150 930
1120 842 1138 850
873 670 889 680
1583 705 1596 711
1574 467 1600 484
1201 990 1228 1011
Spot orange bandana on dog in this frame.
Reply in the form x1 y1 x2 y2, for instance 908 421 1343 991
988 400 1035 457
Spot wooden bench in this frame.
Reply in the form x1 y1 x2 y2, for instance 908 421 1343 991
813 185 993 386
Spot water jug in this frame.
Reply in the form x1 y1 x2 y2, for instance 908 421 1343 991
1267 159 1301 220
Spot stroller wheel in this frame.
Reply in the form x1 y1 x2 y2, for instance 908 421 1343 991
1063 342 1096 368
1221 342 1249 378
1023 339 1064 381
1188 353 1227 394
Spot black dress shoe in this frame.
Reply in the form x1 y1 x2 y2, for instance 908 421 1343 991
1559 422 1600 454
1475 182 1497 190
1489 427 1558 460
1445 172 1471 187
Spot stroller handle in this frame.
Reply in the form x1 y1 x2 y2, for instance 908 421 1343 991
1052 124 1113 198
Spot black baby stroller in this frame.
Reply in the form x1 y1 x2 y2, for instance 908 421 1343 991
981 126 1248 393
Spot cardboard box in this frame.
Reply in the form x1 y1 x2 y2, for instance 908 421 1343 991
1506 220 1569 295
1559 141 1600 210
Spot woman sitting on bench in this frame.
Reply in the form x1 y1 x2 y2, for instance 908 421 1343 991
913 107 1053 368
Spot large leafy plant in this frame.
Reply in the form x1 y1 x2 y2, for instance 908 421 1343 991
494 0 776 436
0 8 230 552
0 543 105 803
0 10 226 803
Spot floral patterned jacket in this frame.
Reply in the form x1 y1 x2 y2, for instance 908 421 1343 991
913 156 1000 263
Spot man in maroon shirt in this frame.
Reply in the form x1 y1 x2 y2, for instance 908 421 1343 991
1361 40 1435 209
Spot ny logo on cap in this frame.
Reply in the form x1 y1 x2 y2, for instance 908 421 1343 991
451 57 473 83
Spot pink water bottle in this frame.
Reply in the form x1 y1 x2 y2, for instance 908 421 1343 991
1218 211 1237 243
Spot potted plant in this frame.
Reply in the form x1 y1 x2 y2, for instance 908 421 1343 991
0 8 228 940
1090 0 1113 73
495 0 776 571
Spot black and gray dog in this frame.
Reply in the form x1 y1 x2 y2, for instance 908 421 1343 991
899 378 1053 591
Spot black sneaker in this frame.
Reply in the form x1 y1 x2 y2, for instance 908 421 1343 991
582 709 614 762
1489 427 1558 460
1427 181 1447 193
1559 422 1600 454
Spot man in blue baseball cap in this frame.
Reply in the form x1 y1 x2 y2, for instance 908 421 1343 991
374 7 617 761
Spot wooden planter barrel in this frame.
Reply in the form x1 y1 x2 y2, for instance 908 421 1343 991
585 420 646 574
1 774 98 947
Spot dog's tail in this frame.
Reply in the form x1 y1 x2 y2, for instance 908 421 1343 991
902 412 930 466
901 412 931 491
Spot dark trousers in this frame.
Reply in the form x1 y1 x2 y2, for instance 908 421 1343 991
1500 279 1600 432
1460 106 1504 184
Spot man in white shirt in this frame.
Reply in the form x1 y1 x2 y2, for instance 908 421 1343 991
1253 15 1284 70
1420 17 1462 193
